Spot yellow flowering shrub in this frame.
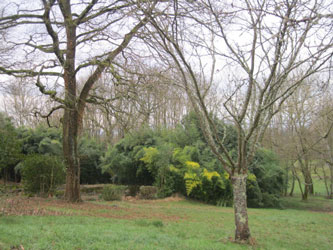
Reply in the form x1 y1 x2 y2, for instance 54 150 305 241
184 172 202 196
185 161 200 170
169 165 180 173
140 147 159 164
202 168 220 180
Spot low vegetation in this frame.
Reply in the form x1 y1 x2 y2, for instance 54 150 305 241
101 185 127 201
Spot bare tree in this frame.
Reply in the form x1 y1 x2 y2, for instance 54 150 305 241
81 61 193 143
0 78 55 127
0 0 159 202
312 92 333 199
264 80 333 199
140 0 333 241
283 82 319 200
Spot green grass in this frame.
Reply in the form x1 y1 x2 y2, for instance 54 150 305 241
289 176 329 197
281 194 333 212
1 196 333 250
287 167 331 197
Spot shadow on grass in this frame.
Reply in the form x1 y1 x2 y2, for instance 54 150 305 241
281 194 333 212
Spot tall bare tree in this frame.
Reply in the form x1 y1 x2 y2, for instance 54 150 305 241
80 62 192 143
0 0 159 202
283 82 319 200
312 91 333 199
140 0 333 241
264 80 333 199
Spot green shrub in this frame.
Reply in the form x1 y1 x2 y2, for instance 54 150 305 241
80 185 104 194
101 185 127 201
261 192 282 208
0 113 22 182
78 137 110 184
20 154 65 195
247 148 284 208
246 173 263 208
156 173 178 198
139 186 157 199
127 185 140 196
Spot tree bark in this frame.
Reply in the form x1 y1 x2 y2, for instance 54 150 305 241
306 171 314 195
302 184 308 201
60 1 81 202
289 174 295 196
63 108 81 202
301 165 312 200
232 174 251 242
330 167 333 199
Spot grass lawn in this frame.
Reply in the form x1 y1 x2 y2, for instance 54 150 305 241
1 193 333 250
287 168 331 197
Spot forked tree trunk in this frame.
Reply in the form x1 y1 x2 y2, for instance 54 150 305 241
232 174 251 242
301 167 312 200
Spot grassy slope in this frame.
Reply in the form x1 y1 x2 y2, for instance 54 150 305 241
1 196 333 250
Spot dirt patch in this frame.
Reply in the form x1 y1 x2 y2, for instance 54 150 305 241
0 196 184 221
0 197 70 216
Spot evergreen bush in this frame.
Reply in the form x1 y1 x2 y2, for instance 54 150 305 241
19 154 65 195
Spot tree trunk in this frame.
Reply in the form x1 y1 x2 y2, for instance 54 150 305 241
329 166 333 199
303 167 313 195
63 108 81 202
232 174 251 242
283 165 289 196
61 6 80 202
301 167 312 200
305 172 314 195
289 174 295 196
302 184 308 201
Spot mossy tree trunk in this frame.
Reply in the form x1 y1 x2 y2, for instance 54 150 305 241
232 174 251 241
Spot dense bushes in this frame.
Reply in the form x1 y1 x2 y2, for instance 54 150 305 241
185 169 233 206
100 127 157 186
4 126 110 195
100 112 284 207
19 126 62 156
247 148 284 208
79 137 110 184
18 127 109 185
2 111 284 207
100 113 235 205
139 146 232 204
0 113 22 182
19 154 65 195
